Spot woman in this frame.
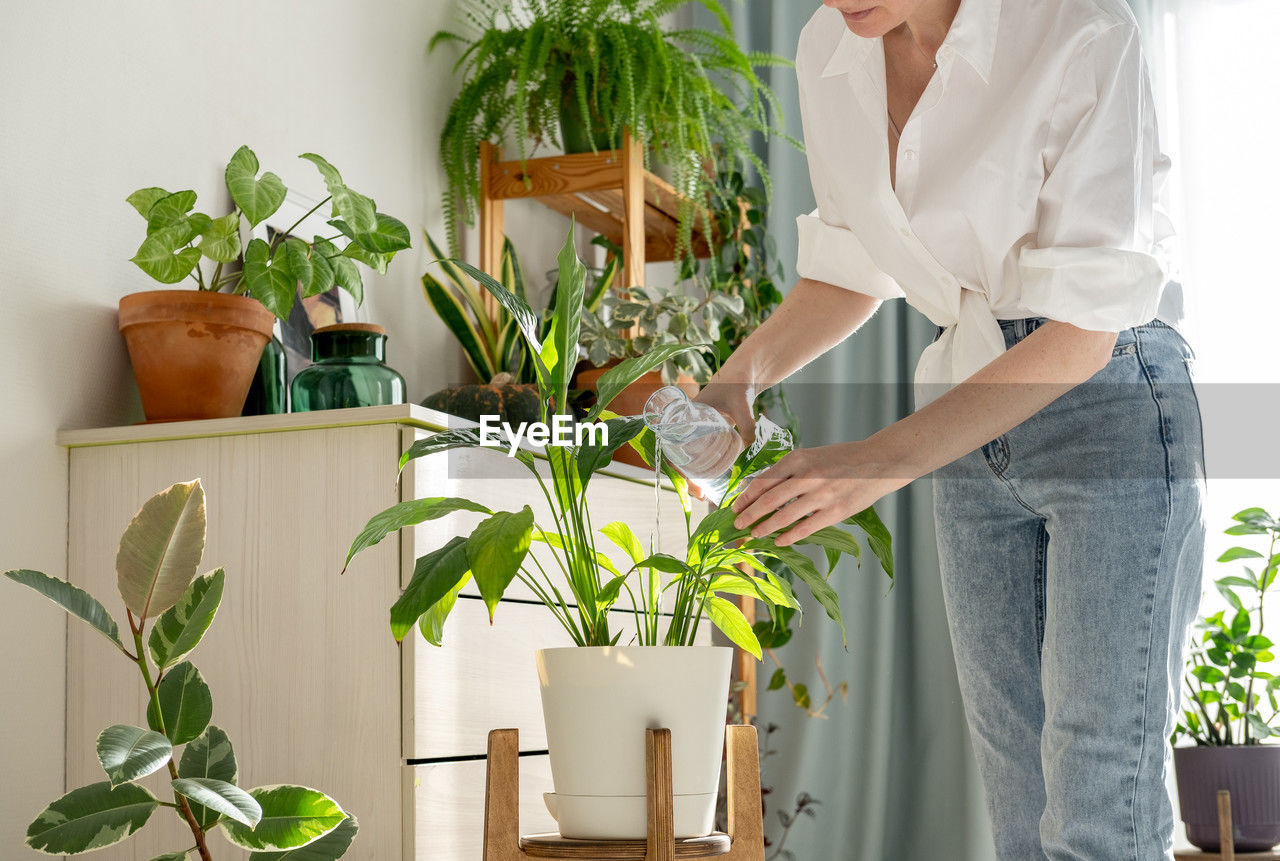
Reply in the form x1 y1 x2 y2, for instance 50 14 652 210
693 0 1206 857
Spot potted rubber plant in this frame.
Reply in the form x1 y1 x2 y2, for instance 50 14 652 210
343 225 893 841
429 0 793 257
419 231 616 425
5 479 356 860
122 146 412 422
1174 505 1280 852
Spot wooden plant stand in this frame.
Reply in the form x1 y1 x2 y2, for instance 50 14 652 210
1174 789 1280 860
482 725 764 861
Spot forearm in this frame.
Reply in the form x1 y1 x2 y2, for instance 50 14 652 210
712 277 881 390
868 321 1119 483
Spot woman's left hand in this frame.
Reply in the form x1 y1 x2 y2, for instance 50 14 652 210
729 440 911 546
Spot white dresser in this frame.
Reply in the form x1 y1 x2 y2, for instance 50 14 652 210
59 405 708 860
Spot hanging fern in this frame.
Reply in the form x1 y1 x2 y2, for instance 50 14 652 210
431 0 799 259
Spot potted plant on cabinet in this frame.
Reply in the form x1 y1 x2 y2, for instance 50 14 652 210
343 226 893 840
429 0 793 257
1174 505 1280 852
4 479 356 860
122 146 412 422
420 231 617 425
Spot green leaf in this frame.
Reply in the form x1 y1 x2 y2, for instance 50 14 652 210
353 213 412 254
447 259 549 387
1233 507 1271 523
300 153 377 234
1192 665 1226 684
707 572 793 608
329 252 364 306
148 569 224 670
587 344 705 420
150 853 190 861
145 191 198 233
4 568 122 646
692 506 752 548
467 507 535 621
244 238 297 321
25 781 158 854
844 506 894 579
116 479 207 619
753 542 847 648
792 682 811 710
199 211 243 263
548 226 586 413
345 498 493 572
392 537 472 642
418 572 470 647
226 146 286 227
576 419 645 488
599 521 644 565
1248 713 1273 739
340 240 392 275
146 661 212 745
1232 608 1253 639
399 428 484 471
280 237 316 298
179 724 238 829
703 595 761 659
220 785 346 852
96 724 173 786
1217 581 1244 611
796 526 862 568
1219 547 1266 563
767 668 786 690
173 778 262 828
1218 576 1258 589
635 553 691 575
127 186 173 219
130 220 203 284
252 814 359 861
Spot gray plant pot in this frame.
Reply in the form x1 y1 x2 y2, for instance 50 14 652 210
1174 745 1280 852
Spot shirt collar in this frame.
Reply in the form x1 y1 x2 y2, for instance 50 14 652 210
819 0 1002 84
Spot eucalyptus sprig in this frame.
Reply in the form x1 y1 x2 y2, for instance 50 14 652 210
430 0 796 257
5 480 356 860
128 146 412 321
1175 506 1280 746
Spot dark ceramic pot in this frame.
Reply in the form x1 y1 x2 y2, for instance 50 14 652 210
1175 745 1280 852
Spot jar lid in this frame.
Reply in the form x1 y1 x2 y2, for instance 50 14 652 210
313 322 386 335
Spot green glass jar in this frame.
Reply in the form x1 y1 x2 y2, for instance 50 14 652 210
289 323 406 412
242 335 288 415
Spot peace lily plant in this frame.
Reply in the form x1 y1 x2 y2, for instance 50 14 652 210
5 480 355 861
344 226 893 658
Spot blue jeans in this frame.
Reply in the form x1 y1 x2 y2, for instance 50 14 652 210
932 318 1206 860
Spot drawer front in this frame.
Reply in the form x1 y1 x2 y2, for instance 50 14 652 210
402 430 704 611
404 755 557 860
404 595 714 760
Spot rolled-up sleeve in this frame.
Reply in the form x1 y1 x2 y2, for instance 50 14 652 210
796 209 904 301
1017 20 1168 331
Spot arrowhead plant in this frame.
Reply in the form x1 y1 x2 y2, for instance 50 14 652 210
5 479 356 860
128 146 411 322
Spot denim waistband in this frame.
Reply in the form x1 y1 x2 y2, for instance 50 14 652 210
933 317 1171 343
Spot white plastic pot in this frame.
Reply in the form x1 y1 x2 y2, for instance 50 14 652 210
535 645 734 839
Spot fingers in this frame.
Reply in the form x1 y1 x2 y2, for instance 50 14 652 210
775 506 847 547
746 495 818 540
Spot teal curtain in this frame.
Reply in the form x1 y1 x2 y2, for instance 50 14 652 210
694 3 994 858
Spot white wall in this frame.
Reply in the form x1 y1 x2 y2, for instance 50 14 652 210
0 0 585 854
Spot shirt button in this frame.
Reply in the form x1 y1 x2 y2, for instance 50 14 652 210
899 227 911 238
904 150 917 161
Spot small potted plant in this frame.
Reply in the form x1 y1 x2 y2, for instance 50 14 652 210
5 479 356 860
429 0 793 257
343 226 893 840
1173 505 1280 852
121 146 411 422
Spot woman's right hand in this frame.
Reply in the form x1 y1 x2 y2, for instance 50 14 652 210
693 377 758 449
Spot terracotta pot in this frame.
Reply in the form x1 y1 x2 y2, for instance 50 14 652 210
575 361 698 468
119 290 275 422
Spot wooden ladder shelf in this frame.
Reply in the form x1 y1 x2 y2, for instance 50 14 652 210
482 725 765 861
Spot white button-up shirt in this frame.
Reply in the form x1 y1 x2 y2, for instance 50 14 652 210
794 0 1180 406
